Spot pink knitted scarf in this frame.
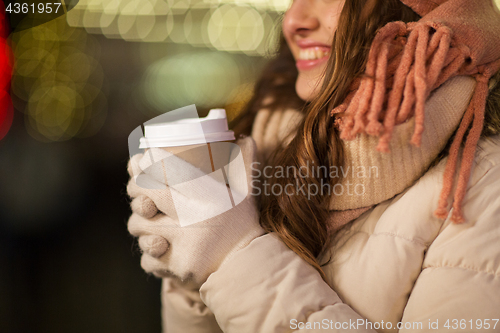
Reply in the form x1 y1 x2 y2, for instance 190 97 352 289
331 0 500 223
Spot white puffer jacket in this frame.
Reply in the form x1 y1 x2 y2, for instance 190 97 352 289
160 92 500 332
162 134 500 333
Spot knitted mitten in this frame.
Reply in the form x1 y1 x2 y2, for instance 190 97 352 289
160 277 223 333
127 137 265 287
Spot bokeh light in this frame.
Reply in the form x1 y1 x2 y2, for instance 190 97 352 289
67 0 287 55
224 81 254 120
207 4 265 53
10 16 107 142
0 3 13 141
63 0 289 125
142 50 242 111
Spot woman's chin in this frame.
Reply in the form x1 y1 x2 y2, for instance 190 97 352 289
295 80 319 102
295 72 324 102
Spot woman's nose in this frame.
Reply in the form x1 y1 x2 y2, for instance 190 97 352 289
283 0 320 35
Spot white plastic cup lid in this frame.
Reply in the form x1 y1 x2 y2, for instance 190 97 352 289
139 109 235 148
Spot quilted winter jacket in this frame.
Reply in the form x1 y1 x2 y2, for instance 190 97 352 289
160 95 500 333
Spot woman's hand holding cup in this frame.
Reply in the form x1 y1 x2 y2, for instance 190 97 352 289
127 137 265 288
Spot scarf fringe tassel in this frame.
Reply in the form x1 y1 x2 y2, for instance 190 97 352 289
331 21 498 223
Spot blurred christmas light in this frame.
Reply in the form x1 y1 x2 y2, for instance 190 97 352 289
10 16 107 142
207 4 264 53
66 0 286 55
202 0 290 11
224 81 254 120
237 7 264 51
142 50 242 111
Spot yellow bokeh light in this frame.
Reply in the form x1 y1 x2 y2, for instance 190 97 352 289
494 0 500 11
224 81 254 120
28 84 83 141
270 0 291 11
117 2 138 38
171 0 191 14
83 0 106 28
136 2 156 40
207 6 223 47
67 0 286 53
168 12 187 43
259 11 280 56
183 9 193 41
100 0 120 28
11 16 107 142
236 7 264 52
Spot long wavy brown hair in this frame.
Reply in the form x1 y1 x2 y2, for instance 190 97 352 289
231 0 500 281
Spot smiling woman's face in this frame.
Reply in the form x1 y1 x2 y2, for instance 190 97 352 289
282 0 345 101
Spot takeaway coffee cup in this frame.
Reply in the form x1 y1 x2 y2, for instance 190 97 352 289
138 109 235 175
135 108 247 226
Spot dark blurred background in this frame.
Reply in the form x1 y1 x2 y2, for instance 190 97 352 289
0 1 287 331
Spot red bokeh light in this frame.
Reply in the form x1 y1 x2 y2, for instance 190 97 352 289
0 1 13 141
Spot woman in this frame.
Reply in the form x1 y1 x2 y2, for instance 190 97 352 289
127 0 500 331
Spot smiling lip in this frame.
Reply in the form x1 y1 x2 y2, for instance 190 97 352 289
296 52 329 71
295 41 331 71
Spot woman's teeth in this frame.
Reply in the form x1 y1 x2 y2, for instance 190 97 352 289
298 48 329 60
